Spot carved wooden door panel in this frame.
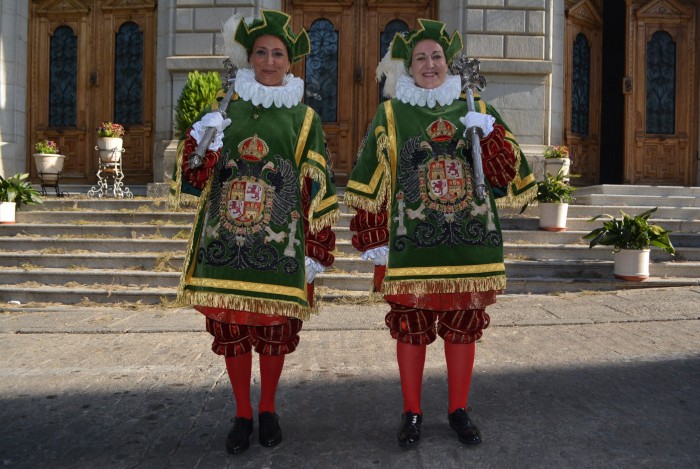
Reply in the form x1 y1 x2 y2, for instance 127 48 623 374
28 0 156 184
285 0 436 185
564 1 602 185
624 0 697 185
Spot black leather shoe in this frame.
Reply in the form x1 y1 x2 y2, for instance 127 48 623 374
398 411 422 447
226 417 253 455
448 408 482 445
258 412 283 447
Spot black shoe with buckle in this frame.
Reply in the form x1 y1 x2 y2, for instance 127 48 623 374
226 416 253 455
398 411 422 447
258 411 283 447
448 408 482 445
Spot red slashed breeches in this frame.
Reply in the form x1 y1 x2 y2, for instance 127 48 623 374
385 302 491 345
206 317 303 357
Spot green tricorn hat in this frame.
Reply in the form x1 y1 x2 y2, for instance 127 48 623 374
234 10 311 64
391 19 463 68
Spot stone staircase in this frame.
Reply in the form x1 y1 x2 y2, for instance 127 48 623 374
1 185 699 306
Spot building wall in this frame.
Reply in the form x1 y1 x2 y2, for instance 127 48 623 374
0 0 29 177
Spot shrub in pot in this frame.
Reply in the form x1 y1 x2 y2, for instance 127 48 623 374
0 173 43 223
33 139 65 183
521 169 575 231
582 207 675 281
174 70 222 139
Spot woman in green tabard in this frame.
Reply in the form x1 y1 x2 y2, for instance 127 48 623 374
175 10 338 455
345 20 536 448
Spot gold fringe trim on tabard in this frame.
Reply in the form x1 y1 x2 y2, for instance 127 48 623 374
301 163 340 234
179 290 315 322
176 177 214 300
382 275 506 296
495 183 537 210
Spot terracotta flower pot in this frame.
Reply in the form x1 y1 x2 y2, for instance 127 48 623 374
613 249 650 281
33 153 65 183
0 201 16 224
97 137 123 162
538 202 569 232
544 157 570 178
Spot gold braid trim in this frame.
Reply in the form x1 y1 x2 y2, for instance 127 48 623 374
382 275 506 296
176 177 214 301
179 290 315 321
300 163 340 234
496 184 537 209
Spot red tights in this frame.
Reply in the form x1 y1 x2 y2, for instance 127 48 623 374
397 340 476 414
225 352 285 419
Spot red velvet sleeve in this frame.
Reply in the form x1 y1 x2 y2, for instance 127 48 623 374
181 131 221 190
302 178 336 267
479 123 517 188
350 207 389 252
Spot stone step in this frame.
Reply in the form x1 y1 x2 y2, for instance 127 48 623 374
3 274 699 306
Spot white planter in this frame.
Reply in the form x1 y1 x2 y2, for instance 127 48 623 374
33 153 65 183
538 202 568 232
544 158 570 178
0 201 16 224
614 249 650 281
97 137 123 162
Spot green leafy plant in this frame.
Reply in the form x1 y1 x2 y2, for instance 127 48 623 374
174 70 222 138
582 207 675 254
34 140 60 154
543 145 570 159
520 169 575 213
0 173 43 209
97 122 125 138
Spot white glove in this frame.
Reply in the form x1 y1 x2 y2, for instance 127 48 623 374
190 111 232 151
305 256 324 284
460 112 495 139
360 245 389 266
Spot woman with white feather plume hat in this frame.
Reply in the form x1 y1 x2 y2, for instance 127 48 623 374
175 10 338 455
345 19 536 448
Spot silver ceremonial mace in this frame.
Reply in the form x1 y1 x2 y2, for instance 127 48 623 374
188 60 238 170
450 56 488 201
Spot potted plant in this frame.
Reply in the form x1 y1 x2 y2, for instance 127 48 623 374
174 70 222 139
543 145 571 179
33 139 65 183
96 122 126 162
521 169 575 231
0 173 43 223
582 207 675 281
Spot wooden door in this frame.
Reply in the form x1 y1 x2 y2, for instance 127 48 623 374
624 0 697 185
285 0 437 185
565 1 602 185
28 0 156 184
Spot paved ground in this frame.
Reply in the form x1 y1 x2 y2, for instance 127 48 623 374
1 287 699 468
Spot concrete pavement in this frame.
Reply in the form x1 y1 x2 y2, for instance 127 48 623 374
1 287 699 468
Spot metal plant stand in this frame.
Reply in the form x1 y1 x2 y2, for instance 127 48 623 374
37 171 66 197
88 147 133 199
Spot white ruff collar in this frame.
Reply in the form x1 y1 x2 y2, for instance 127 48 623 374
234 68 304 108
395 74 462 107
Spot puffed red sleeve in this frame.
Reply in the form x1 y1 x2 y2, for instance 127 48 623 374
350 207 389 252
181 131 221 190
480 123 517 188
302 178 336 267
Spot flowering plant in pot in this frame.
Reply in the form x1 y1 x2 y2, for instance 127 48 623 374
543 145 571 178
33 140 65 183
96 122 125 162
582 207 675 281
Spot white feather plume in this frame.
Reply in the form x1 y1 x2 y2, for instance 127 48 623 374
221 13 250 69
375 45 407 98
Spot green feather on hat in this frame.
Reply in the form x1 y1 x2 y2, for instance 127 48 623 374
390 19 463 68
233 10 311 64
